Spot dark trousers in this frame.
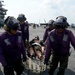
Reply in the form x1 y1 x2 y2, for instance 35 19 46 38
49 54 68 75
4 60 24 75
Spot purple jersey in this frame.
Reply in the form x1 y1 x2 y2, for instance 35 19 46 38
0 31 26 66
45 29 75 60
43 27 52 43
19 22 29 41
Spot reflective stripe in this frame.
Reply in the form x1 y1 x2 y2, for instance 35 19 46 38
49 34 68 42
4 39 11 45
24 26 27 30
63 34 68 41
18 36 21 43
50 35 54 42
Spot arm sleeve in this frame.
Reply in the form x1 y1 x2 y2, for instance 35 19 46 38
21 37 27 58
26 21 29 41
43 29 48 42
0 36 7 67
69 31 75 49
45 35 51 61
27 23 29 41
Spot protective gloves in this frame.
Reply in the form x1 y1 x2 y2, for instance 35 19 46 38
23 56 27 62
44 59 49 65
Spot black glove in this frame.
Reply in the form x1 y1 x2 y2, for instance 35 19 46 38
44 59 49 65
23 56 27 62
4 65 13 71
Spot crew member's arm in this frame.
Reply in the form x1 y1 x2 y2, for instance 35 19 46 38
43 29 48 43
69 31 75 49
27 23 29 41
0 36 7 67
44 35 51 64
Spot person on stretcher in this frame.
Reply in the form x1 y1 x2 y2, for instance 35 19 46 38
28 36 45 60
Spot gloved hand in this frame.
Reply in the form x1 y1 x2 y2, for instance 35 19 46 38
44 59 49 65
23 56 27 62
4 65 13 72
4 65 14 75
23 57 29 67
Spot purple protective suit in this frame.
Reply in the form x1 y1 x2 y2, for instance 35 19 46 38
43 27 52 43
45 29 75 60
19 22 29 41
0 31 26 67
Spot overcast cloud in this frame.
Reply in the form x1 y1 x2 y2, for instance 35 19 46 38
4 0 75 24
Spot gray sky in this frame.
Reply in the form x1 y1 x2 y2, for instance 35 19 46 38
3 0 75 24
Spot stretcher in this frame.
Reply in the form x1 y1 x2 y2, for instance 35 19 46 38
23 56 46 74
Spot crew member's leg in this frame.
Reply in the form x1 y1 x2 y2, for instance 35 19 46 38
57 56 68 75
13 60 24 75
49 54 59 75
